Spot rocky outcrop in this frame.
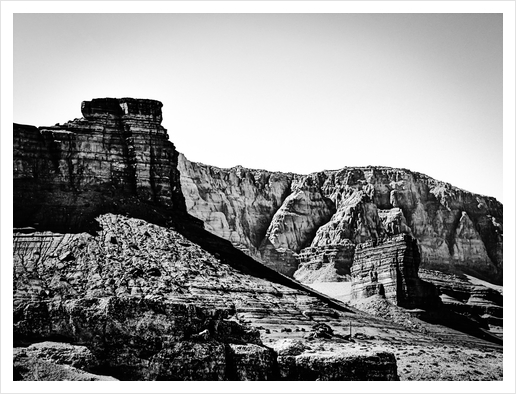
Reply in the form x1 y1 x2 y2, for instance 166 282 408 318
276 350 399 381
13 342 118 381
14 98 185 233
13 213 402 381
178 156 294 257
294 242 355 284
419 269 503 328
14 297 267 380
179 158 503 284
264 174 335 253
226 344 277 380
12 214 282 380
350 234 441 309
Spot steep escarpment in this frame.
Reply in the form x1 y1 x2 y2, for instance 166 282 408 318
179 157 503 284
14 98 185 233
178 156 295 257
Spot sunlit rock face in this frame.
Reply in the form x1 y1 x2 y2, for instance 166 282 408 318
180 159 503 284
294 243 355 284
263 173 336 252
14 98 185 232
178 155 294 258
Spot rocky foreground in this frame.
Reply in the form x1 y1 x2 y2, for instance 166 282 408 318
12 98 503 381
13 214 502 381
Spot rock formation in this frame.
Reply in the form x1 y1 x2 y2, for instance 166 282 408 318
350 234 441 309
14 212 403 381
12 97 503 381
13 98 404 381
178 156 296 262
294 242 355 283
419 269 503 329
179 156 503 285
13 341 118 381
14 98 185 233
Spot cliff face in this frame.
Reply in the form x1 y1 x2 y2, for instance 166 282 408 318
178 156 293 256
179 157 503 284
350 235 441 309
14 98 185 232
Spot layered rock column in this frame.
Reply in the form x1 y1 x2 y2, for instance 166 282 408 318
14 98 185 232
350 234 441 309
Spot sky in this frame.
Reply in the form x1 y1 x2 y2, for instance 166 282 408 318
13 12 504 202
3 4 516 393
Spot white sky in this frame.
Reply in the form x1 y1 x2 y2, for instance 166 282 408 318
11 11 506 204
2 3 516 393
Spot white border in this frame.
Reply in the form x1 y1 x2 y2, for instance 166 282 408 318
1 2 515 393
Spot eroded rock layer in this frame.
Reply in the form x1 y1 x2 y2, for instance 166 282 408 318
294 242 355 284
14 98 185 232
13 214 399 381
179 157 503 284
419 269 503 329
350 235 441 309
178 156 297 263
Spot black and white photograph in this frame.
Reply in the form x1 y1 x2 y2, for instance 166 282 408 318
1 1 515 392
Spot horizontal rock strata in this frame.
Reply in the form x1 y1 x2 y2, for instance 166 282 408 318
14 98 185 232
14 98 502 381
419 269 503 327
179 157 503 284
14 214 399 381
294 242 355 284
350 235 441 309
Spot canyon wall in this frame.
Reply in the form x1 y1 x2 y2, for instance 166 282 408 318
179 156 503 284
178 156 294 257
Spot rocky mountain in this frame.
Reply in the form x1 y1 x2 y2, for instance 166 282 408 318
12 98 503 381
179 155 503 285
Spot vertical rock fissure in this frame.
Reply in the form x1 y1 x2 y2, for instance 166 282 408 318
149 143 158 203
445 209 463 257
121 122 138 195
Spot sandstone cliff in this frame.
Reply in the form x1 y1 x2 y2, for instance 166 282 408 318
14 98 185 233
179 156 503 284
